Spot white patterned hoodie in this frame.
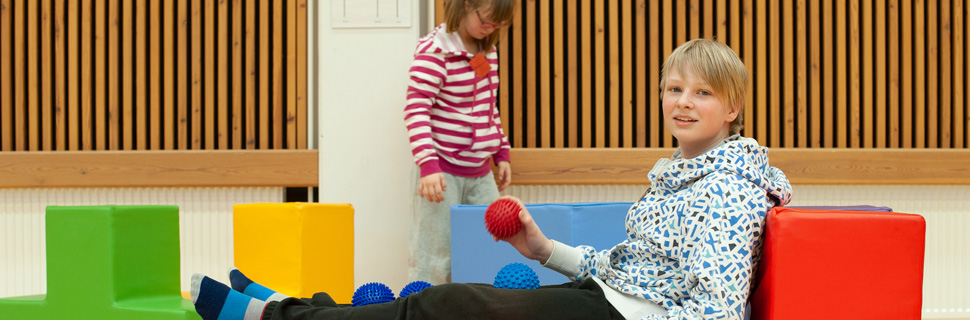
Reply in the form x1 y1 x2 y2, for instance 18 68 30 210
544 134 792 320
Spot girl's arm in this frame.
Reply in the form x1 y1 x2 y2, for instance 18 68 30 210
404 53 447 177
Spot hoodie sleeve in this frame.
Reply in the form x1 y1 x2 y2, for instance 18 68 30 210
489 80 511 165
541 240 584 278
404 52 447 177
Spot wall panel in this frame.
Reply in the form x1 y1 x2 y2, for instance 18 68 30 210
439 0 970 149
0 0 308 151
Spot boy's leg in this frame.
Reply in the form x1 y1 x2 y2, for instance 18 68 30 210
400 280 624 320
409 172 462 284
262 280 624 320
230 268 291 302
262 293 399 320
191 274 268 320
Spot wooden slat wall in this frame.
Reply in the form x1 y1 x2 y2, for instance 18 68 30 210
510 148 970 185
0 150 318 187
444 0 970 149
0 0 307 151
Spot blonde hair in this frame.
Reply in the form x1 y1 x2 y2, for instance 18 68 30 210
443 0 516 53
659 39 747 134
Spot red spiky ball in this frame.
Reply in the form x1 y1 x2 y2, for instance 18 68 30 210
484 198 522 240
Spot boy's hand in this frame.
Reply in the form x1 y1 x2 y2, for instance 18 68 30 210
497 196 554 264
496 161 512 191
418 173 446 203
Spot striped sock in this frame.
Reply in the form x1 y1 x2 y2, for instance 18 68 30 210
191 273 267 320
229 268 290 302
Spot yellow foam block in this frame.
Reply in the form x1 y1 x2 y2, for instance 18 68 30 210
234 203 354 303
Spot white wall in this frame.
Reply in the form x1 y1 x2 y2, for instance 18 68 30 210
314 1 424 292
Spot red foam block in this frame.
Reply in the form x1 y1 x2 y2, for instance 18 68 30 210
750 207 925 320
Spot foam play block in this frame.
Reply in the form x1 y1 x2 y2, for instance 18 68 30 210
234 203 354 303
788 205 892 212
451 202 632 285
750 207 925 320
0 205 200 320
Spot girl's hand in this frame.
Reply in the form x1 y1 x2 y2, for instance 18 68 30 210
497 196 554 264
496 161 512 191
418 173 446 203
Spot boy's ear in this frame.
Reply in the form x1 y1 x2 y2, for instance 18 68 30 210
726 100 741 121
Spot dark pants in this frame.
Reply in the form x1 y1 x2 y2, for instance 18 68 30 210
262 278 625 320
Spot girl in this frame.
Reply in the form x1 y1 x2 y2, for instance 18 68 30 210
403 0 517 285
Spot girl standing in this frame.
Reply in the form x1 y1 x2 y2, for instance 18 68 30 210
403 0 517 285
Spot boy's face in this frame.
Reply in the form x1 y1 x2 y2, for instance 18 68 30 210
662 66 739 158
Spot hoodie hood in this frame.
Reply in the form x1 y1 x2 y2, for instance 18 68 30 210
649 134 793 206
413 24 476 58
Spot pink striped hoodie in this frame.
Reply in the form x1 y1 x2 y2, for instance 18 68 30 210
404 24 511 178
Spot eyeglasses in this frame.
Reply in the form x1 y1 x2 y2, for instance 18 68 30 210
475 11 506 29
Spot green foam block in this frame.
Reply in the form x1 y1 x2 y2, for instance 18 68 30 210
0 205 201 320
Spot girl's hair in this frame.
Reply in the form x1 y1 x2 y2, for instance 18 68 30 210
659 39 747 134
444 0 516 53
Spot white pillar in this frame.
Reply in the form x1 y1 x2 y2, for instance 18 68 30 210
314 0 424 292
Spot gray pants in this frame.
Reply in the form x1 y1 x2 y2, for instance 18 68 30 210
408 172 500 284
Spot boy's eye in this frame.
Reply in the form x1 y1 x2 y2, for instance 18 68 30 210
698 90 711 96
669 87 682 93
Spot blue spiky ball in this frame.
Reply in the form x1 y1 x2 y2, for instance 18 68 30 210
399 280 433 298
352 282 395 306
493 262 540 289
